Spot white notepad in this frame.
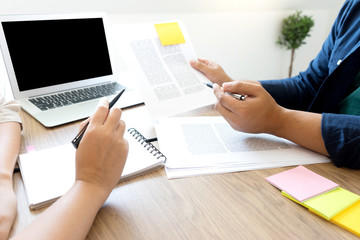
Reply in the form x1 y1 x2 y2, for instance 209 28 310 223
18 128 166 209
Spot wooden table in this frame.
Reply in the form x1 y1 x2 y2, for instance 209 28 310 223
10 105 360 240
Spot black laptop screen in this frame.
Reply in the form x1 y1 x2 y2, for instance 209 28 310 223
1 18 113 91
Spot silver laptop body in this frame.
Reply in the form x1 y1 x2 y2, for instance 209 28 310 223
0 13 142 127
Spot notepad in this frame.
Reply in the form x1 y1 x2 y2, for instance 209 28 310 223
282 188 360 220
154 22 186 45
18 128 167 209
265 165 338 202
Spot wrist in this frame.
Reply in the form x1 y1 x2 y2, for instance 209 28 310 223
268 106 291 138
0 171 13 186
73 180 111 204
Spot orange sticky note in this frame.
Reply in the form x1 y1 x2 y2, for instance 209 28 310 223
331 200 360 237
154 22 186 46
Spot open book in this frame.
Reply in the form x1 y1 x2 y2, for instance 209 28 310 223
18 128 166 209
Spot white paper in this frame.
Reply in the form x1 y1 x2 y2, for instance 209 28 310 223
155 116 330 179
18 129 164 209
114 21 216 118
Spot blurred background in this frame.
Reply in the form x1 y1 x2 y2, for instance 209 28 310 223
0 0 344 83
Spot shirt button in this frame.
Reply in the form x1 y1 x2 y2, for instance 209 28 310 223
337 59 342 65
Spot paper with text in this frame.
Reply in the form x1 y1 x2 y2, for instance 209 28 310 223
155 116 330 179
114 21 215 117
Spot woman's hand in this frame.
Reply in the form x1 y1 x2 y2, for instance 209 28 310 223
75 98 129 198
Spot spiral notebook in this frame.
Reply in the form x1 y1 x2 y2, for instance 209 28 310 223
18 128 166 209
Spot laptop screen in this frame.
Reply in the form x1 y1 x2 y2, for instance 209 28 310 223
1 18 112 92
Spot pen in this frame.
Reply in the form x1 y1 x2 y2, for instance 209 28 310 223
71 88 126 149
204 82 247 101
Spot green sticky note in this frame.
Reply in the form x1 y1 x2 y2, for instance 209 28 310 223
154 22 186 46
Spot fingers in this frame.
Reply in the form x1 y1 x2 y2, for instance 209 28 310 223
116 120 126 136
190 58 212 74
197 58 211 65
222 81 262 97
89 98 110 126
78 118 90 131
84 98 125 136
213 83 240 112
104 107 122 129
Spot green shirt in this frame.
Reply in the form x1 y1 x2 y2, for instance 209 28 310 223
338 70 360 116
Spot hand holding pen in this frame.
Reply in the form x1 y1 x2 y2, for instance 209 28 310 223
71 88 125 148
204 82 247 101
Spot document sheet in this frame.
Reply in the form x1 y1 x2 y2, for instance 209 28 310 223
114 21 215 117
155 116 330 179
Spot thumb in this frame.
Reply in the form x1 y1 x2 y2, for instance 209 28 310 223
222 81 262 97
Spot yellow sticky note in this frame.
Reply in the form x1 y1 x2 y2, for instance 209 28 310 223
283 188 360 220
331 200 360 237
283 190 360 237
154 22 186 46
282 191 306 206
303 188 360 220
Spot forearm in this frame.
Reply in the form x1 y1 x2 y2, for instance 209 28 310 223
0 122 21 180
272 108 329 156
0 122 21 239
12 181 109 240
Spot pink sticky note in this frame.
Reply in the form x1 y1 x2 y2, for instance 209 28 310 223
266 165 338 202
26 145 36 153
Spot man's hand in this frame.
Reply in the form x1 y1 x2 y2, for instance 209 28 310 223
213 81 328 156
213 81 284 134
190 58 233 86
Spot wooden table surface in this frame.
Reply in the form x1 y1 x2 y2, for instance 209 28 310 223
10 105 360 240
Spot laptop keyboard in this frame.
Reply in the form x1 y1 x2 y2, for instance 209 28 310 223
29 82 125 111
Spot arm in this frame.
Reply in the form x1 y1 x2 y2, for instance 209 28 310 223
261 0 352 111
0 122 21 240
11 98 129 240
192 1 352 111
190 60 328 155
321 113 360 168
213 81 329 156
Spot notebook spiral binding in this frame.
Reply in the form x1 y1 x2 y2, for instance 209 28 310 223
128 128 167 164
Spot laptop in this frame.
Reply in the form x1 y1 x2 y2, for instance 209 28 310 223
0 13 143 127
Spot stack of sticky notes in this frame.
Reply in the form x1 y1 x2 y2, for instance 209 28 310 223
266 165 360 237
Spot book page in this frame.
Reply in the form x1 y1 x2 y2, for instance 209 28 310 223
155 116 330 179
113 21 215 117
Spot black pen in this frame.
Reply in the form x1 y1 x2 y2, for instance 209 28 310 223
71 88 126 149
204 82 247 101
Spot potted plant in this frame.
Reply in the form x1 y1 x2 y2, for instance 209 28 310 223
277 11 314 77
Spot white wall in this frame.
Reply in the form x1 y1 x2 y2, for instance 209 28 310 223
0 0 343 14
0 0 345 88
